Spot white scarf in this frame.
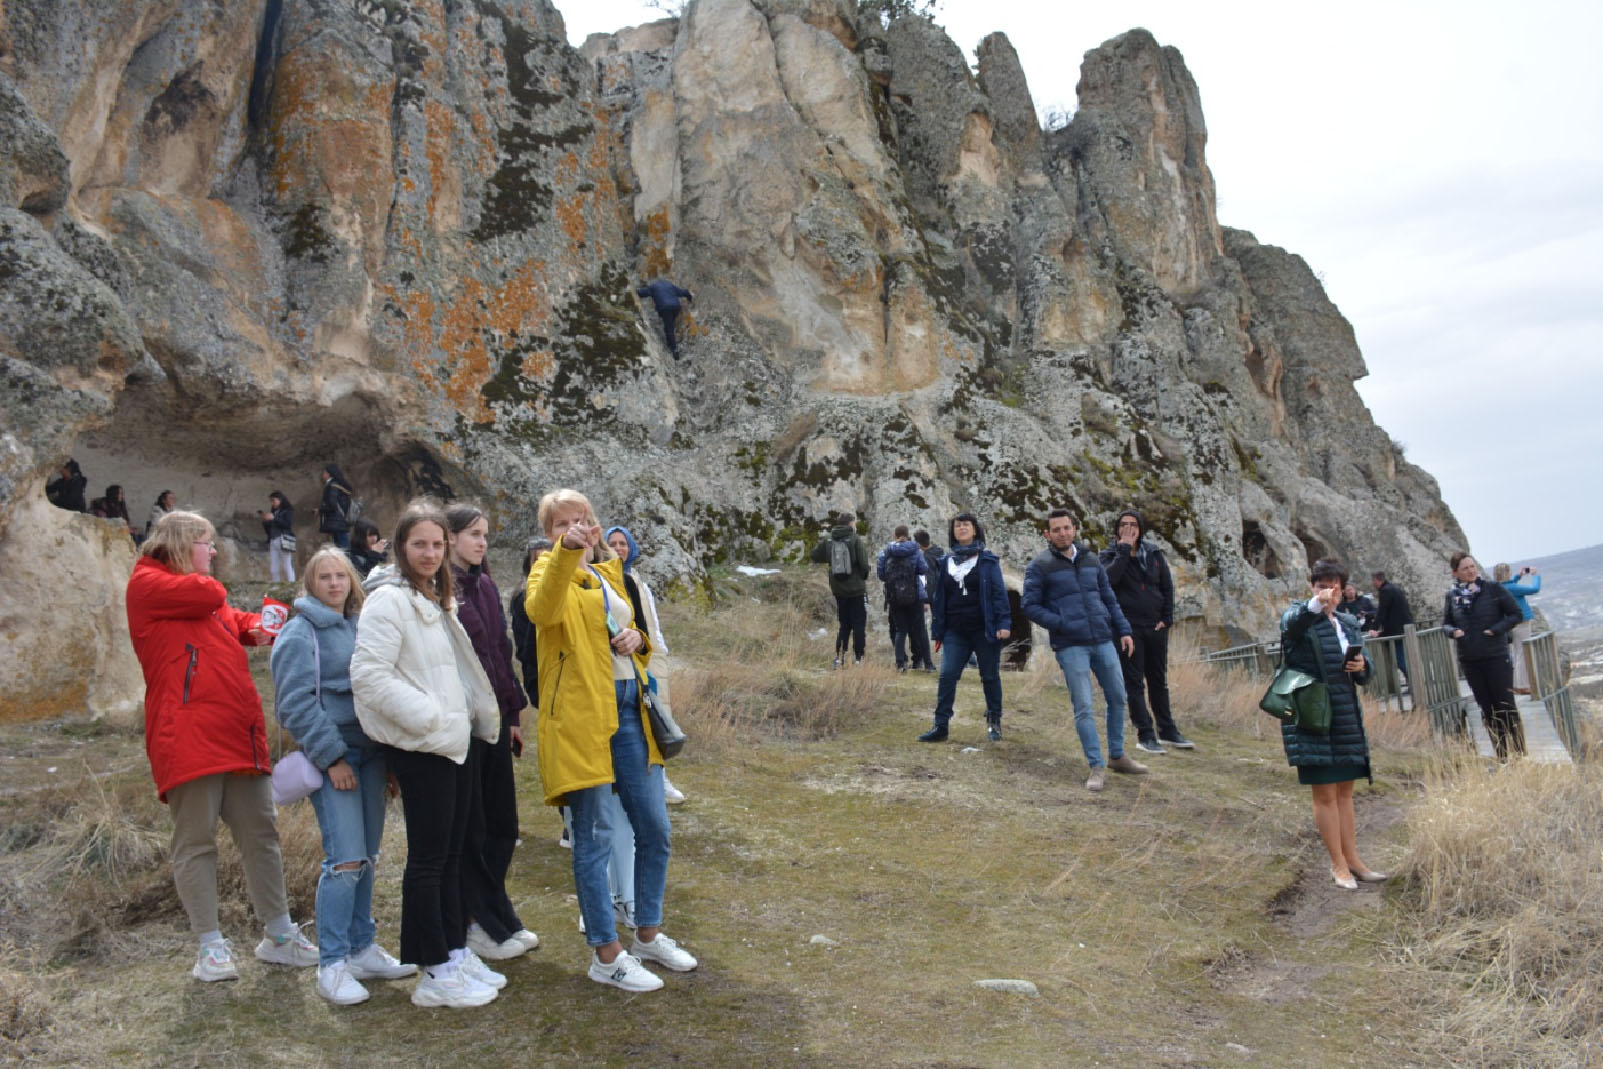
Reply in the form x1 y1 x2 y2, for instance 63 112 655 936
947 554 979 591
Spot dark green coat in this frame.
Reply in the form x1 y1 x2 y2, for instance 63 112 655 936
1279 602 1372 777
809 526 870 597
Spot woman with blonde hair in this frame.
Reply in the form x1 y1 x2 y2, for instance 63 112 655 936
126 511 318 981
525 488 696 992
271 548 415 1005
351 502 503 1008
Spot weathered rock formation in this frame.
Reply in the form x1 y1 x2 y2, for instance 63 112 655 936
0 0 1465 721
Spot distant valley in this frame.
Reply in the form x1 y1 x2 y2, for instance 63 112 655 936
1519 543 1603 632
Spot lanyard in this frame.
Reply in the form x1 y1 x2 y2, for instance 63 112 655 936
586 565 621 636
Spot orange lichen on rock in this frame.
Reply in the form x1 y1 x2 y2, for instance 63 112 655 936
641 206 672 277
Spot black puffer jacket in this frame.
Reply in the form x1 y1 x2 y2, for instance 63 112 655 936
1279 602 1372 776
1442 581 1521 663
1098 514 1174 629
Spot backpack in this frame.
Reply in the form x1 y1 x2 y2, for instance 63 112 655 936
883 551 920 607
828 538 853 578
331 483 362 524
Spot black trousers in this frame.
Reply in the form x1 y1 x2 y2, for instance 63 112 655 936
387 745 474 968
1122 625 1178 741
888 601 931 669
1462 655 1525 759
461 725 524 941
657 306 680 355
835 594 867 660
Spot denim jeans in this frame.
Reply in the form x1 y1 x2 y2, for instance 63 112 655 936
567 680 670 947
932 627 1002 726
307 743 388 966
1056 642 1128 767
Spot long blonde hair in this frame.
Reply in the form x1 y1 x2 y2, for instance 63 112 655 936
140 511 213 574
299 548 365 617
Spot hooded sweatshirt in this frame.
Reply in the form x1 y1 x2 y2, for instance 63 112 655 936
270 595 368 770
809 524 871 597
1097 510 1175 628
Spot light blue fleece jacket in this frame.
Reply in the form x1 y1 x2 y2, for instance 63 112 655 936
1502 574 1540 622
269 596 368 770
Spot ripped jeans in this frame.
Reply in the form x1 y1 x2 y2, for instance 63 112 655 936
307 742 388 966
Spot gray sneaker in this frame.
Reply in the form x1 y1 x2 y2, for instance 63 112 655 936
1085 767 1106 792
1135 738 1166 755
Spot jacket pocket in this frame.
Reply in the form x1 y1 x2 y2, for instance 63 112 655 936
183 644 199 703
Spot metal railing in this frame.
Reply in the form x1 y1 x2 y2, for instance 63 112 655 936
1194 624 1470 742
1523 630 1581 755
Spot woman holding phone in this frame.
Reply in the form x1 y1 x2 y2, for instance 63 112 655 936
525 489 696 992
1279 558 1382 890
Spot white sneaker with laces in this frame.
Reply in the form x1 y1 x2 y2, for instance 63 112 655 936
317 961 371 1005
192 940 239 982
588 950 663 992
663 778 686 805
510 928 540 951
460 948 508 990
255 925 318 967
631 932 698 972
412 967 497 1008
346 943 417 980
466 924 527 961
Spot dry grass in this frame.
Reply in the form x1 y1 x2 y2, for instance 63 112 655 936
0 564 1593 1065
1391 758 1603 1064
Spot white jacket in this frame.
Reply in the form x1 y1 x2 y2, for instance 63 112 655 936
351 573 498 763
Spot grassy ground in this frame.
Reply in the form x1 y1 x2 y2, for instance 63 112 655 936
0 565 1595 1066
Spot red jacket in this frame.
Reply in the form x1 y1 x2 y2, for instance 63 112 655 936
126 556 269 800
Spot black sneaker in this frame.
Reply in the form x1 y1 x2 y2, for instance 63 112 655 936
917 725 948 742
987 722 1002 742
1135 738 1166 755
1159 734 1196 750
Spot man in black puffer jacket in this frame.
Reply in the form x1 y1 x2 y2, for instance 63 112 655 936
1100 510 1190 754
1443 551 1525 759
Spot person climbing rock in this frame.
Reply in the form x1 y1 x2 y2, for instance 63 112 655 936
635 278 693 360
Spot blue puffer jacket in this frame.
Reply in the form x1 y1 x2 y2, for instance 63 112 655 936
1021 543 1130 650
929 548 1010 645
1278 601 1372 775
269 596 369 770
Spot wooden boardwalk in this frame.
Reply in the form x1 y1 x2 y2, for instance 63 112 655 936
1460 683 1573 764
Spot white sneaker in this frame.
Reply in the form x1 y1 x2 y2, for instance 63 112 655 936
255 925 318 967
412 968 497 1008
558 828 572 849
346 943 417 980
192 940 239 982
466 924 527 961
614 898 637 930
460 948 508 990
588 950 663 992
510 928 540 951
663 778 686 805
317 961 371 1005
631 932 698 972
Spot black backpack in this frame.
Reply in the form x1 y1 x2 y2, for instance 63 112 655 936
883 551 920 607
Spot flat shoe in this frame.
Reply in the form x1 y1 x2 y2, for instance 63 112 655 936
1331 868 1358 891
1353 869 1388 883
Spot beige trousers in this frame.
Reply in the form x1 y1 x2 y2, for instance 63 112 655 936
167 772 289 936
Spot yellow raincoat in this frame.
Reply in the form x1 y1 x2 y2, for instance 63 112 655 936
524 542 660 805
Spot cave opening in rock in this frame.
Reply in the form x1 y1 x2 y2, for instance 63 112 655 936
1241 519 1281 579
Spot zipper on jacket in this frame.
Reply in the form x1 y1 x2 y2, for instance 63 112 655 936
183 644 198 703
548 652 566 720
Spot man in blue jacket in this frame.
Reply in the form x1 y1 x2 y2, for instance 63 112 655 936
1022 510 1147 792
635 278 693 359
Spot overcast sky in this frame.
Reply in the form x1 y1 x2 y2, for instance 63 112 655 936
561 1 1603 566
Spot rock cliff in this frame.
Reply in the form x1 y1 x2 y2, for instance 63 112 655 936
0 0 1465 721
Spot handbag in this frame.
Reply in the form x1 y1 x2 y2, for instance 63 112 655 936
1259 624 1332 734
278 532 296 552
271 631 324 804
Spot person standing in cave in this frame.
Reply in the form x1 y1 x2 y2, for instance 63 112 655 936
318 464 356 550
259 491 296 583
45 459 88 513
635 278 693 360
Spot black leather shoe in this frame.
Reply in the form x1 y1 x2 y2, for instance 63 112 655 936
917 726 948 742
987 722 1002 742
